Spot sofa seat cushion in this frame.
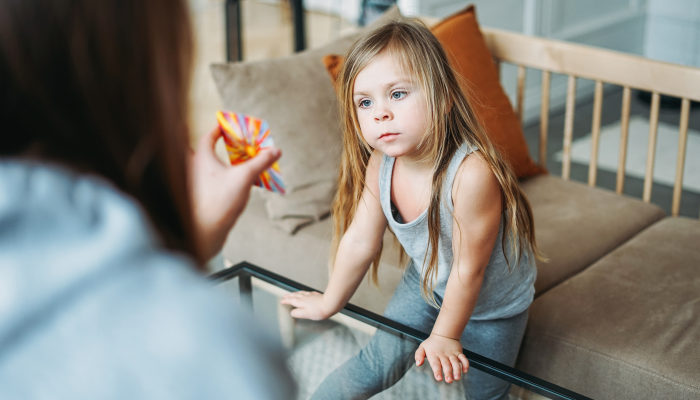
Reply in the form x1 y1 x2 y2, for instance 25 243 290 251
520 175 665 296
517 217 700 400
220 190 405 315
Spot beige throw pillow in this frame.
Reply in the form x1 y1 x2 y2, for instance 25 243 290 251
211 6 402 234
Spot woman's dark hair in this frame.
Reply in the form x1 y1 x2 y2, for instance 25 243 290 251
0 0 201 263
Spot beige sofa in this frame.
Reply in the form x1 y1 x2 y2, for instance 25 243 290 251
215 12 700 400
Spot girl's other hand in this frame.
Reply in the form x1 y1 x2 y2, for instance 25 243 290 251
190 128 281 260
415 334 470 383
280 291 335 320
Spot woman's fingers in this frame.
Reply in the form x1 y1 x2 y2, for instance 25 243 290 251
198 127 223 161
458 354 470 374
449 355 462 381
234 147 281 185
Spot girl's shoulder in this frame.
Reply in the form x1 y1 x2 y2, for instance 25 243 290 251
452 150 502 211
454 149 494 184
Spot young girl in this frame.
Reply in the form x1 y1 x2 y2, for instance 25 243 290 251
281 18 541 400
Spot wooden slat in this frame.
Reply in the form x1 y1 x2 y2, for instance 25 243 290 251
672 98 691 216
539 70 550 168
643 93 660 203
481 27 700 102
588 81 604 187
616 87 632 194
562 75 577 180
516 65 526 122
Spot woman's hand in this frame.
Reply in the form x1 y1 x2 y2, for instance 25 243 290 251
191 128 281 260
415 334 470 383
280 291 336 320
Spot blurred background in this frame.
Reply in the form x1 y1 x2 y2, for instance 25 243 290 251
188 0 700 218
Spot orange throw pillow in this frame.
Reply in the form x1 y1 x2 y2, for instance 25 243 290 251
322 5 546 178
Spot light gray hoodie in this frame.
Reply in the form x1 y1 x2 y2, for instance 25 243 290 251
0 160 294 399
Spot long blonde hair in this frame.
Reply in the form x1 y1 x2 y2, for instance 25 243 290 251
331 18 544 304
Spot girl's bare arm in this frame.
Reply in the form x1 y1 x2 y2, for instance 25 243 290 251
415 153 503 383
281 151 387 319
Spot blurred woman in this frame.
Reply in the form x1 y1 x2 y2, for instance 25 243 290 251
0 0 293 398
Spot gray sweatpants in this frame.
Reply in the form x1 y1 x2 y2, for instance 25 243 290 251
311 266 529 400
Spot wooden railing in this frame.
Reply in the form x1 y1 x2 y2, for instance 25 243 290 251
482 28 700 218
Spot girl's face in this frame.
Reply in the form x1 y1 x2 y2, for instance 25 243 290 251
353 51 429 160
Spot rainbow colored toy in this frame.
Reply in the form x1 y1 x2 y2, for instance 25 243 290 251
217 111 285 194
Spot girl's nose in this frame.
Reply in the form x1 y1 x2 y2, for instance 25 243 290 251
374 104 392 122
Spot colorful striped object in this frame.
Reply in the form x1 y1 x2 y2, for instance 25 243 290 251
217 111 285 194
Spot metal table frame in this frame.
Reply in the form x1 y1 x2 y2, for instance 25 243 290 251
210 261 592 400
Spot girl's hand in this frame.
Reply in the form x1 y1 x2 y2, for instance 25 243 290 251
280 291 335 320
415 334 470 383
191 128 281 260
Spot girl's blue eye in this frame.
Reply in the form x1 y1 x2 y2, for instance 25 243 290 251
360 99 372 108
392 91 406 100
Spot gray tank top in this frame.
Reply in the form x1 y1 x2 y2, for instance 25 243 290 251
379 143 537 320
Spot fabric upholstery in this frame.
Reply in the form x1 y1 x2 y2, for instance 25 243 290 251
220 189 405 315
322 5 546 179
520 175 665 296
517 217 700 400
224 175 666 312
210 7 402 233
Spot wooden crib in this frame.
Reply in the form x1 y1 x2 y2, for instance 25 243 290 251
482 27 700 218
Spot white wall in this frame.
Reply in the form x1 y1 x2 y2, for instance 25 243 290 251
515 0 647 123
645 0 700 67
407 0 647 123
304 0 700 123
304 0 362 24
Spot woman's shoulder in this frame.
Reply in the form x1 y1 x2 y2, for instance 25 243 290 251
0 159 193 323
0 159 163 266
0 160 294 399
0 160 204 343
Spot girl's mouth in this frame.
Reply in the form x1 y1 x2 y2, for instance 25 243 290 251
379 133 399 141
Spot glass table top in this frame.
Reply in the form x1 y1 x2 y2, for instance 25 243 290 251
211 262 590 400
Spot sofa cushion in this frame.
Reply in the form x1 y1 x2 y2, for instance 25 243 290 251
322 5 546 179
520 175 665 295
516 217 700 400
220 189 405 315
225 174 665 312
210 7 402 234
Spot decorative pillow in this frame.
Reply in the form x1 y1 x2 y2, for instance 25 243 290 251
322 5 546 179
211 6 403 233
